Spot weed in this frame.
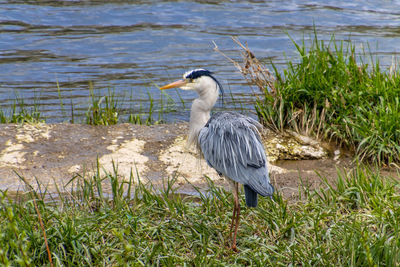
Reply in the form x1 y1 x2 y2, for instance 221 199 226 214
0 97 44 124
85 83 119 125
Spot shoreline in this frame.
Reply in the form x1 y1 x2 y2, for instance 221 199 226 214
0 122 378 200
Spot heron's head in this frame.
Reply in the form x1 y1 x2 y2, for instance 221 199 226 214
160 69 223 95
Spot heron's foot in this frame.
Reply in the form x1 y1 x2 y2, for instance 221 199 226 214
224 241 239 252
230 244 239 252
224 235 238 252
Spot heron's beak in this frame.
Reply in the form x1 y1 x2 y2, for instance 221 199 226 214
160 79 187 90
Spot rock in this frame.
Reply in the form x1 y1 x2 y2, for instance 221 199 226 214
262 129 328 162
333 149 341 161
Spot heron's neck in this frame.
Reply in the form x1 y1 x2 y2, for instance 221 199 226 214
188 82 219 147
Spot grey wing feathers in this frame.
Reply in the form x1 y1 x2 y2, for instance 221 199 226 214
198 112 274 197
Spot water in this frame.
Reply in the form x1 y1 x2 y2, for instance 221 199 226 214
1 0 400 122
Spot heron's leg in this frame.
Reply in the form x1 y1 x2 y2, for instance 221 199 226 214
231 182 240 251
229 202 237 237
228 180 238 239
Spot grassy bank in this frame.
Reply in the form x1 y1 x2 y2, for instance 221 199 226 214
1 166 399 266
252 34 400 165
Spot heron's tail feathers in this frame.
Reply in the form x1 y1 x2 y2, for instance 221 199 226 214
244 182 274 208
244 184 258 207
264 182 275 197
247 177 274 197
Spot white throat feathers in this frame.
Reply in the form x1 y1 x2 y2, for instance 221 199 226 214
187 75 220 148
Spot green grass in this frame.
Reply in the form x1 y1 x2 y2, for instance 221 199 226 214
85 83 119 126
256 33 400 165
0 84 185 126
1 165 400 266
0 99 43 124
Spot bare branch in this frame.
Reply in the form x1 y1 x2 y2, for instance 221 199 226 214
213 37 276 94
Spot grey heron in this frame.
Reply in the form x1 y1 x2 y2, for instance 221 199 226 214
160 69 274 251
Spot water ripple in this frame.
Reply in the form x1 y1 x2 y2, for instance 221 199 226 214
1 0 400 122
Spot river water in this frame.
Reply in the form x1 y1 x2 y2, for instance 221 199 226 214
1 0 400 122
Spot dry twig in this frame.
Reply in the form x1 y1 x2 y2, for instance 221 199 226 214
33 198 54 267
15 172 54 267
213 37 276 94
